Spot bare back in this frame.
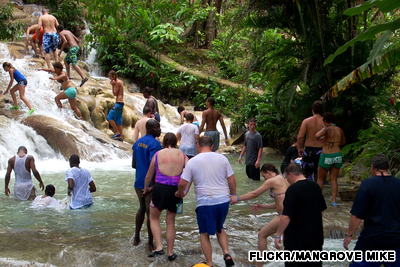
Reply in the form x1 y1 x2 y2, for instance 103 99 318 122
299 115 325 148
59 30 79 47
27 24 40 34
157 148 187 176
134 117 150 140
38 14 58 33
203 108 221 131
269 175 290 213
322 126 345 153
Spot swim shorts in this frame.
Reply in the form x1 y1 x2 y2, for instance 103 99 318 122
43 32 59 53
65 46 79 66
318 152 343 170
246 164 260 180
64 87 77 99
17 79 28 86
150 183 181 213
204 130 220 152
302 147 322 181
196 201 229 235
192 121 200 128
107 102 124 125
32 27 44 42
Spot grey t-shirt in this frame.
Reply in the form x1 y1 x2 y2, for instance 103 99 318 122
244 131 263 165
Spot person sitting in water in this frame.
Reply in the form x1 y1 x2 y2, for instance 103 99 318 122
230 163 290 267
65 154 96 210
31 184 60 208
177 106 199 127
37 62 83 120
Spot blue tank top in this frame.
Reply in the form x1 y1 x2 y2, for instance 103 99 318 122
13 69 26 82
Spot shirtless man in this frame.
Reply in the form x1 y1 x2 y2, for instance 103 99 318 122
134 107 153 141
25 24 44 57
315 112 345 206
107 70 124 141
177 106 199 127
5 146 44 200
37 9 59 68
199 96 229 152
297 100 325 181
57 25 88 87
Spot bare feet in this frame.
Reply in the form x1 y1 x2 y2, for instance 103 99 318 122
133 236 140 246
147 243 156 251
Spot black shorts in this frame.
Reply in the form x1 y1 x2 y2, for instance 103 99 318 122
151 183 181 213
246 164 260 180
301 147 322 181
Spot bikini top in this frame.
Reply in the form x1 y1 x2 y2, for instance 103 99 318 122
155 151 186 186
269 189 285 199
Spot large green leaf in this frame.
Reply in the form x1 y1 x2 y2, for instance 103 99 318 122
344 0 400 16
367 31 391 61
324 19 400 66
322 48 400 100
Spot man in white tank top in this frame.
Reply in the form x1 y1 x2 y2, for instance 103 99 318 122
4 146 44 200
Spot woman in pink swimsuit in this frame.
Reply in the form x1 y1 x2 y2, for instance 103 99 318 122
143 133 189 261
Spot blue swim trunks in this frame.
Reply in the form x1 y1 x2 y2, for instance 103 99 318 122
43 32 59 53
196 201 229 235
204 130 220 152
107 102 124 125
64 87 77 99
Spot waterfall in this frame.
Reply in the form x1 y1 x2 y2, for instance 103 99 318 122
0 43 131 169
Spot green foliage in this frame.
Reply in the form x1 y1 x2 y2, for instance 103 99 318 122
0 3 25 41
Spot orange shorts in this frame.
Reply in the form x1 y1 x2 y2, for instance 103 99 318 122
32 27 44 42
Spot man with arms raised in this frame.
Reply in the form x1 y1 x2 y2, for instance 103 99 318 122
131 119 162 250
37 9 59 68
199 97 229 152
275 163 326 267
176 136 236 267
343 154 400 266
238 118 263 180
5 146 44 200
297 100 325 180
134 106 153 141
57 25 88 87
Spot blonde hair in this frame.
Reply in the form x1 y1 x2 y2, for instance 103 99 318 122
3 62 14 69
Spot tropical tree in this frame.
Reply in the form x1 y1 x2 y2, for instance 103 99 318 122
0 3 25 41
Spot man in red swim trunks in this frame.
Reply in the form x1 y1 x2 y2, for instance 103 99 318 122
25 24 44 58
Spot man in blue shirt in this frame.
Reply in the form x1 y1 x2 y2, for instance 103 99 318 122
131 119 162 250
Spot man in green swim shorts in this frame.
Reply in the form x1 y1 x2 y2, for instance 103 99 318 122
57 25 88 87
315 112 346 206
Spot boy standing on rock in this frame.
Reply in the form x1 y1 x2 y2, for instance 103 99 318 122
107 70 124 141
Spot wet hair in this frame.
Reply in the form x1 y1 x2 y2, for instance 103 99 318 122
323 112 335 124
186 113 194 122
52 62 63 70
371 154 389 171
17 146 27 153
248 117 256 123
292 134 298 143
145 119 160 136
143 86 154 95
312 100 323 115
163 132 177 148
198 136 213 148
108 70 118 79
284 163 303 175
69 154 80 165
177 106 185 114
3 62 14 69
57 24 64 31
143 106 152 115
206 97 215 106
260 163 279 174
45 184 56 197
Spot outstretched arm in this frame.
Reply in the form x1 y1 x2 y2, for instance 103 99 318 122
58 32 68 57
36 18 42 44
3 69 14 95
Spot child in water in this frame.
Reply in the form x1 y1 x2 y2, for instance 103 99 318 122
31 184 60 208
2 62 35 115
